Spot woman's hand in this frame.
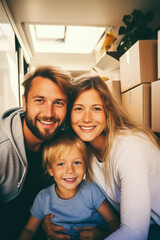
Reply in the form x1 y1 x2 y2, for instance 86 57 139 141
76 226 108 240
41 214 71 240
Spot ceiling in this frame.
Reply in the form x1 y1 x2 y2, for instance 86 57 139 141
4 0 160 76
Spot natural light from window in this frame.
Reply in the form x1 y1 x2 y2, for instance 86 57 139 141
28 24 106 54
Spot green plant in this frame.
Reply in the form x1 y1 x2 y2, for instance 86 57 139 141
117 9 160 53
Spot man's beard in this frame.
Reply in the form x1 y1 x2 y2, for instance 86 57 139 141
25 110 63 141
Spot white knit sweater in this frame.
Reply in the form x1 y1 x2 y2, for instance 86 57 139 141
91 134 160 240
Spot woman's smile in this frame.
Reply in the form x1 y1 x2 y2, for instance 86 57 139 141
71 89 106 143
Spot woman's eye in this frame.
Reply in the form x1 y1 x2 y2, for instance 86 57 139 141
73 107 83 112
93 107 102 111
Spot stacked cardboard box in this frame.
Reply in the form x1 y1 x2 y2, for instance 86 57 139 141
151 31 160 133
151 80 160 132
158 30 160 80
121 84 151 127
120 40 157 127
105 80 121 104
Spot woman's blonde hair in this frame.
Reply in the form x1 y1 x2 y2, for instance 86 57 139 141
43 130 92 180
68 75 160 181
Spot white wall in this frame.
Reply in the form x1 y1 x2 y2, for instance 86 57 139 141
0 1 19 116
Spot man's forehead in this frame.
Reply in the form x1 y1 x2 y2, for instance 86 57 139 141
29 76 67 98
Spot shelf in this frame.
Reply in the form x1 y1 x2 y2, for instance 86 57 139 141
107 51 124 60
93 51 122 77
95 51 121 72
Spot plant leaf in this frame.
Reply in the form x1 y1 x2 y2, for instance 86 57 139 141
119 26 126 35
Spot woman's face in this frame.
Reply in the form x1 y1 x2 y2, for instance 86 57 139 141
71 89 106 143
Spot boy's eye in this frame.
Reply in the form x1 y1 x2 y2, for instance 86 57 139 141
74 161 81 165
57 162 64 166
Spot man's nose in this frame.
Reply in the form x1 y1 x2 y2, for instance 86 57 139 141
44 103 55 117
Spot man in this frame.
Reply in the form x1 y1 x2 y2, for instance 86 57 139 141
0 65 72 240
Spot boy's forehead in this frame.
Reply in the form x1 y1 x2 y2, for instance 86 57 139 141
56 145 85 160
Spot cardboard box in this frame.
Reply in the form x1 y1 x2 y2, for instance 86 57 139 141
151 80 160 132
158 31 160 79
105 80 121 104
120 40 157 92
121 83 151 127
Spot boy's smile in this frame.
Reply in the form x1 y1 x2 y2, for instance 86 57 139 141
48 146 86 199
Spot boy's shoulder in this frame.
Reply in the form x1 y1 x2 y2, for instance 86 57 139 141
80 180 103 193
36 183 56 198
79 180 106 209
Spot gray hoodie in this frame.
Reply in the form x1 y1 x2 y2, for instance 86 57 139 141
0 108 27 202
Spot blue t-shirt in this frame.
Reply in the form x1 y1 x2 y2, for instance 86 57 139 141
31 180 107 239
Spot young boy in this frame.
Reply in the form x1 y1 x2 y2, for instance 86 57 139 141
19 131 119 240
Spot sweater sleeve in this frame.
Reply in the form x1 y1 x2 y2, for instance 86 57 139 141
105 135 154 240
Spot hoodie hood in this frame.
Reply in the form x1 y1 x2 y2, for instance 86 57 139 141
0 107 27 165
0 108 28 201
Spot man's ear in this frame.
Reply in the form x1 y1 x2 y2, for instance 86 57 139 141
22 94 26 112
47 167 54 176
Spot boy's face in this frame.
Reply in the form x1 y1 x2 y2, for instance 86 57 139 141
48 146 86 199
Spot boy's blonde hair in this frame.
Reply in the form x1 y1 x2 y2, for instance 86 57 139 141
43 130 92 179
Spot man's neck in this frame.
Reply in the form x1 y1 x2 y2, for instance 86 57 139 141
23 118 42 152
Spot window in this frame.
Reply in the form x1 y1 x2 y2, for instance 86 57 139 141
23 24 106 54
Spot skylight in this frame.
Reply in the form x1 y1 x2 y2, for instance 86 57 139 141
35 25 66 41
27 24 106 54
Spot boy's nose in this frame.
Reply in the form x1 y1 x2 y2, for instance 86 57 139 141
66 164 74 174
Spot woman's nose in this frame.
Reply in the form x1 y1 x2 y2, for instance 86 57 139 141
82 110 92 122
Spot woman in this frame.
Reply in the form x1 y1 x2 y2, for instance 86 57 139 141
68 75 160 240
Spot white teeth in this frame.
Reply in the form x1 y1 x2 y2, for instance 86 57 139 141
80 126 94 130
39 120 54 125
64 178 76 181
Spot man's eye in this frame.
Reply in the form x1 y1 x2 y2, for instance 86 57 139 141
55 102 64 107
35 99 44 103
